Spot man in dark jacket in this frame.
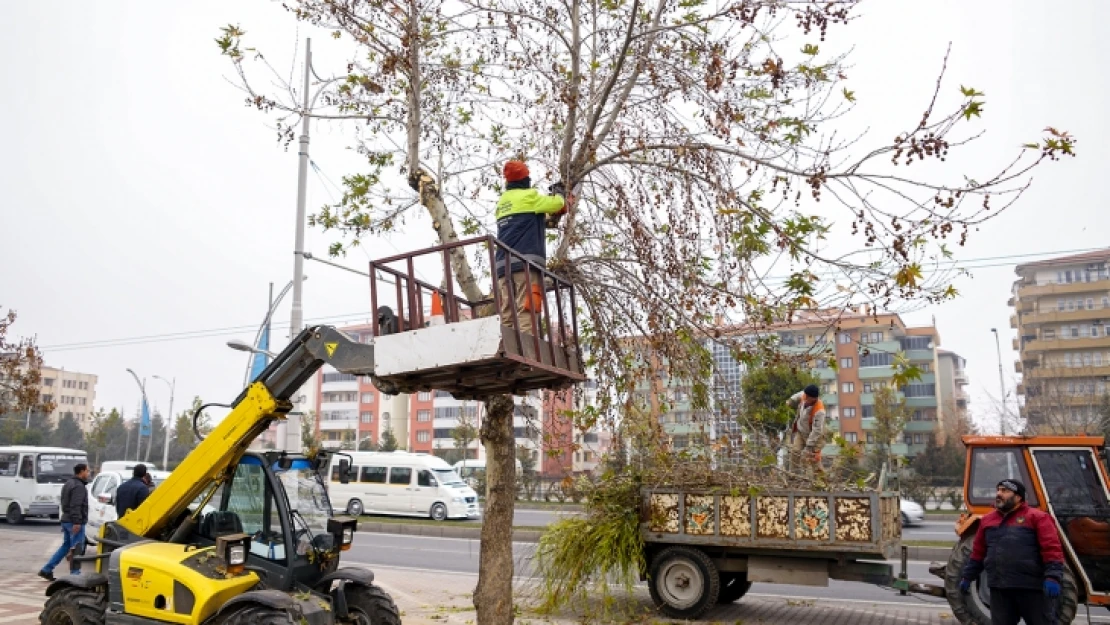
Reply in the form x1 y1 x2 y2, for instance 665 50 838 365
116 464 151 518
494 160 567 335
39 463 90 581
960 479 1065 625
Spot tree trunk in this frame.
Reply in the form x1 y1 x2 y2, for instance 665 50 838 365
474 394 516 625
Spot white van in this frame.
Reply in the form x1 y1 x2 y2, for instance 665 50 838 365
0 446 88 524
98 460 159 474
453 458 522 489
329 451 479 521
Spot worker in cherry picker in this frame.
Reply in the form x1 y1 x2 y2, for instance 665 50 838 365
495 160 569 335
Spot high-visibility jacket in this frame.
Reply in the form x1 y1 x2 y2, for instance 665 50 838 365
494 186 564 278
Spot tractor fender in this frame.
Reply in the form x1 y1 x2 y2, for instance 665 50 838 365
45 573 110 597
312 567 376 593
217 589 299 615
954 512 981 539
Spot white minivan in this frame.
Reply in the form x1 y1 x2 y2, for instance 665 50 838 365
329 451 480 521
0 446 88 524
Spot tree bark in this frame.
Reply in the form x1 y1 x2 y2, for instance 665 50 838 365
474 393 517 625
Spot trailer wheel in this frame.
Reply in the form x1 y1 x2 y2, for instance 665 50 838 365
944 532 1080 624
717 574 752 604
648 546 719 619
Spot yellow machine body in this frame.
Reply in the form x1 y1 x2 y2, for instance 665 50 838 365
109 542 259 625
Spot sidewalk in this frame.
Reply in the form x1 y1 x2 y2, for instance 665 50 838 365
0 531 960 625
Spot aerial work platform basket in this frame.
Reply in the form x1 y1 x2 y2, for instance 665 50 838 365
364 236 585 400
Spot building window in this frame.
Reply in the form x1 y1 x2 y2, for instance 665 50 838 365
361 412 373 423
919 363 931 373
43 378 54 387
838 332 853 344
839 357 854 369
901 337 931 350
841 382 855 393
323 373 357 383
861 331 884 344
866 433 875 444
913 433 925 444
862 405 875 418
860 352 893 367
821 383 834 394
417 410 431 422
796 335 807 346
361 392 375 404
845 432 858 443
1058 298 1066 311
416 431 431 443
418 391 432 401
902 383 936 398
842 407 857 418
904 433 913 445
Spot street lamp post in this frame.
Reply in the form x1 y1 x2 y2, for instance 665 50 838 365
152 375 175 470
125 369 151 461
991 328 1008 435
243 277 307 388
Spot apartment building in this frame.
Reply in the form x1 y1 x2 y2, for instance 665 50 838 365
39 366 98 432
935 349 971 444
646 310 953 461
1011 250 1110 433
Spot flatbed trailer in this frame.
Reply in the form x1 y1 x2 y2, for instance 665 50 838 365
640 486 917 618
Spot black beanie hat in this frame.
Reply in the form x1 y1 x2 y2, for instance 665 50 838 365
997 479 1026 499
804 384 820 398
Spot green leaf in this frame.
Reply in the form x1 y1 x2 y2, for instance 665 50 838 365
801 43 820 56
963 100 984 120
842 88 855 103
894 263 923 288
959 85 985 98
1022 142 1040 149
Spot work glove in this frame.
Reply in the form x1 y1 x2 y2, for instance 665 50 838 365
1044 578 1061 597
959 579 971 594
549 181 567 197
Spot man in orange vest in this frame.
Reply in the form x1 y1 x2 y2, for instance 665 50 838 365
785 384 826 474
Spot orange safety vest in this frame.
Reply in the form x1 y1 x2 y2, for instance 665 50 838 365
793 399 825 433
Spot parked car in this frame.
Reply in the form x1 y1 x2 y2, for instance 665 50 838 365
86 468 172 543
900 498 925 526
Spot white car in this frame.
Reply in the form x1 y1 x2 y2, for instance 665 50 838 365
900 498 925 526
86 469 172 543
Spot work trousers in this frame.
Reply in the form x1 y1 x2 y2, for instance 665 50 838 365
498 269 542 335
787 431 812 476
990 587 1057 625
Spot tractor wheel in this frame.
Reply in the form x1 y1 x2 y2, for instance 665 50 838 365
40 586 107 625
944 532 1080 624
648 546 720 620
342 583 402 625
716 573 752 604
219 604 297 625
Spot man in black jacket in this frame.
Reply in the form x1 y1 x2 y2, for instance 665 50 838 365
39 463 90 581
115 464 151 518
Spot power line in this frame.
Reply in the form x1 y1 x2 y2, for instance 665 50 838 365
38 245 1107 353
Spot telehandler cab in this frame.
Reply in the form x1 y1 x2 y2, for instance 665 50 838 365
930 435 1110 624
39 238 585 625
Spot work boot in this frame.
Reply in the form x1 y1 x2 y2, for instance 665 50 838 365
37 570 54 582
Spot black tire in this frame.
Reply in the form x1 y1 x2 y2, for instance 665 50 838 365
717 573 752 604
342 583 402 625
429 503 448 522
219 604 297 625
901 512 910 527
647 546 720 620
7 503 24 525
944 532 1079 625
40 586 107 625
347 499 364 517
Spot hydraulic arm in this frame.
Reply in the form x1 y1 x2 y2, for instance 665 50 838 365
113 325 376 540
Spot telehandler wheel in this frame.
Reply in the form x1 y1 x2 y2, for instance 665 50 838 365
647 546 720 620
219 604 297 625
40 586 107 625
945 532 1080 624
716 574 752 604
341 584 402 625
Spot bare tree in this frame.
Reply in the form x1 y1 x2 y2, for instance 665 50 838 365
216 1 1076 621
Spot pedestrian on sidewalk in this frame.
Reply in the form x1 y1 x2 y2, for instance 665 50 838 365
38 463 90 581
960 479 1065 625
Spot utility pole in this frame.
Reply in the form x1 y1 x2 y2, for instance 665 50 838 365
154 376 175 469
991 328 1008 435
290 37 311 339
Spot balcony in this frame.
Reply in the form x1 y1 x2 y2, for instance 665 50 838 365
1024 364 1110 379
906 396 937 408
1010 314 1018 329
1025 394 1107 408
859 366 895 380
904 420 937 433
319 418 359 431
1016 384 1025 396
1017 277 1110 298
1024 335 1110 353
954 371 970 385
1012 337 1020 351
1014 361 1023 374
1019 304 1110 326
904 349 935 362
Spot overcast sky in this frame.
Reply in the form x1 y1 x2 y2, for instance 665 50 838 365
3 1 1106 434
